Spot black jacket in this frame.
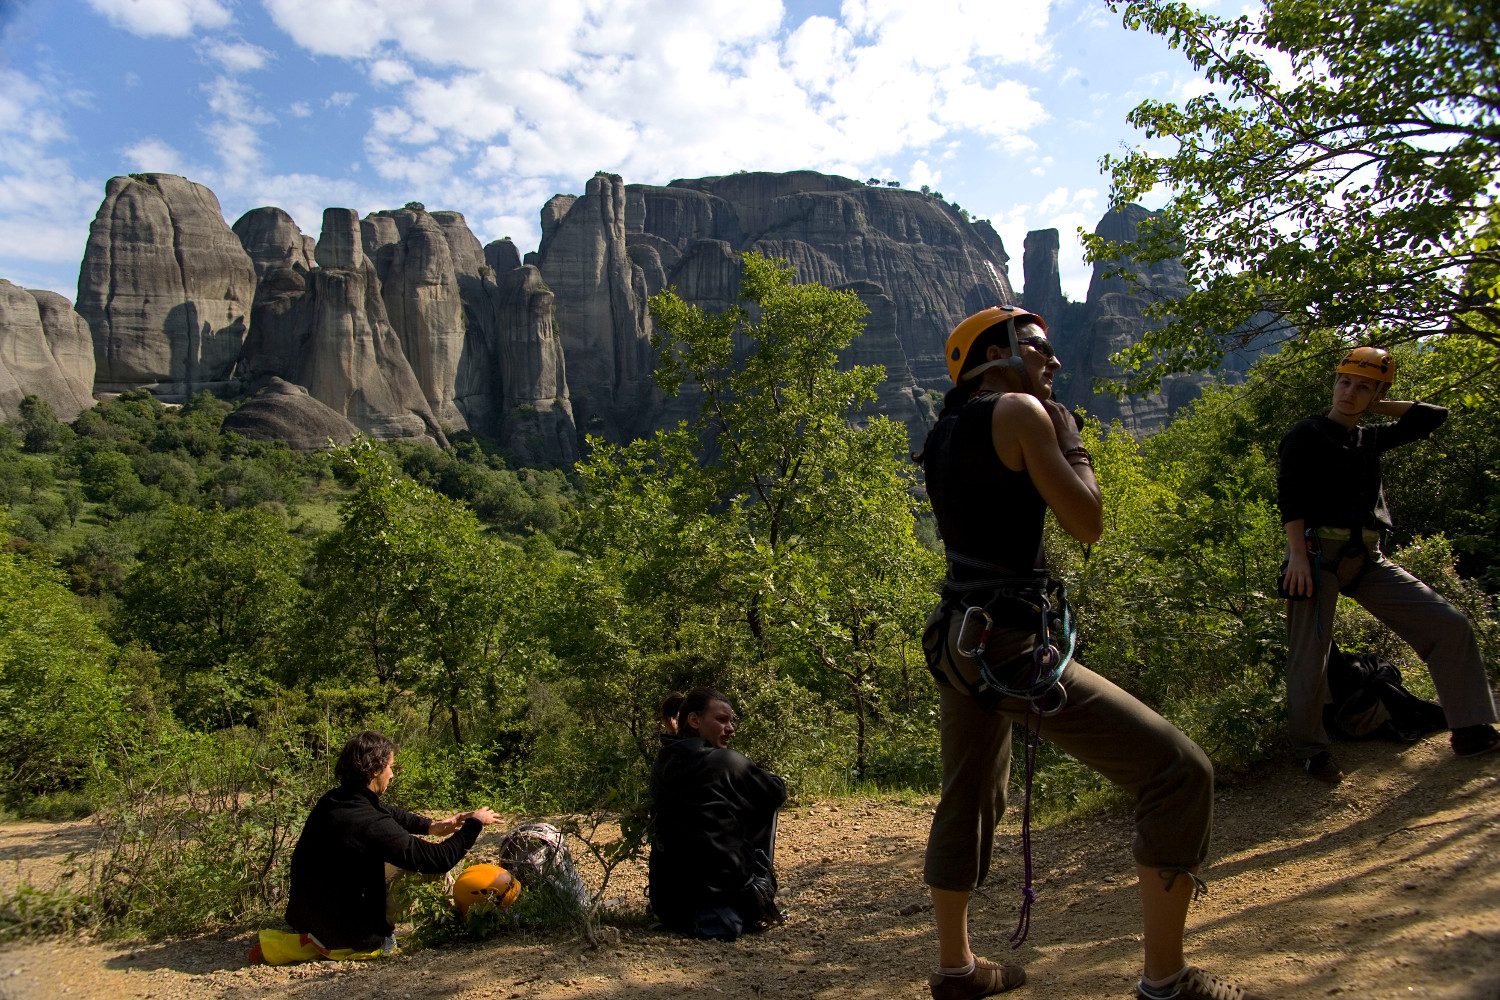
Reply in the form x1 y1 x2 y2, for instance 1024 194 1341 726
648 736 786 924
285 784 481 949
1277 403 1446 532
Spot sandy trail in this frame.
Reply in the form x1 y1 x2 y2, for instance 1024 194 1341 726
1 734 1497 1000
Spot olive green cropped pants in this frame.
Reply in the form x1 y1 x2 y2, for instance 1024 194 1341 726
923 606 1214 892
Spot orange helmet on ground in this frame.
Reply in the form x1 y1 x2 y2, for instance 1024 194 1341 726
451 863 522 917
945 305 1048 384
1335 346 1394 384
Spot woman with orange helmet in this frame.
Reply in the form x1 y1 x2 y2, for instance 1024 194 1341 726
1278 347 1499 782
916 306 1273 1000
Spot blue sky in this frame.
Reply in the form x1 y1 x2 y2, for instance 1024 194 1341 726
0 0 1216 302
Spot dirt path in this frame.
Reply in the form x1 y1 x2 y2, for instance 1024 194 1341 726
2 734 1497 1000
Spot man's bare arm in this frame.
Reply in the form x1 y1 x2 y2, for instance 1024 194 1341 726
992 394 1102 544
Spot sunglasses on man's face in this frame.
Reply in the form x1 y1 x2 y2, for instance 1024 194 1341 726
1017 335 1056 360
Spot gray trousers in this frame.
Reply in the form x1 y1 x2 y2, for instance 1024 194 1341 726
1285 538 1498 758
923 608 1214 892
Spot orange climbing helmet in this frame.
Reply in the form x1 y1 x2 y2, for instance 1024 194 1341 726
451 863 522 918
1335 346 1394 384
945 305 1048 384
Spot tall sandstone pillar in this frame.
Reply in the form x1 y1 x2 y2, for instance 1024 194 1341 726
77 174 256 401
530 173 656 443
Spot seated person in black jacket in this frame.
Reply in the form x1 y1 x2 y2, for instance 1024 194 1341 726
285 730 502 952
648 687 787 941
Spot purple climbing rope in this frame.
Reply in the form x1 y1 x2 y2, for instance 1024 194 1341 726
1009 643 1053 950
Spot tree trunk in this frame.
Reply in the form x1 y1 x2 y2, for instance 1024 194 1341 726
853 680 867 780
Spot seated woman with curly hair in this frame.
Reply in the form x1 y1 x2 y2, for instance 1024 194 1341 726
283 730 503 953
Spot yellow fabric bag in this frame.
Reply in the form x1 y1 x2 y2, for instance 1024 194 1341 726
251 929 389 966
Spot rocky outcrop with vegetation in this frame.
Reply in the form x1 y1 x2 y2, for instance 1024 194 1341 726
0 169 1260 450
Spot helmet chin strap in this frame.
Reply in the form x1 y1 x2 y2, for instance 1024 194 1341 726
963 319 1039 393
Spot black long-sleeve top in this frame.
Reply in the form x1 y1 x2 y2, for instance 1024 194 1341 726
285 784 481 949
1277 402 1447 532
648 736 786 924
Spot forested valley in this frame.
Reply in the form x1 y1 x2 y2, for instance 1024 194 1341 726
2 252 1498 942
4 0 1500 950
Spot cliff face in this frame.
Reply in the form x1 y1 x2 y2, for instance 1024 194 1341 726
237 207 449 446
78 173 257 400
530 174 657 443
1023 207 1264 435
528 170 1015 445
627 172 1015 388
0 280 96 422
362 207 469 430
0 173 1241 456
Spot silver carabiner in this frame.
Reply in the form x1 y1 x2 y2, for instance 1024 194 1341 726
1035 682 1067 717
957 605 993 659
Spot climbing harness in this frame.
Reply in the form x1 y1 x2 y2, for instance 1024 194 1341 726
1280 525 1383 636
931 550 1078 948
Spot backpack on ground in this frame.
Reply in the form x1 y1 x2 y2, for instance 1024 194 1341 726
1323 645 1447 742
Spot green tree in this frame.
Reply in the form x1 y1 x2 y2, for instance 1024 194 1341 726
0 514 126 796
117 505 306 727
304 441 539 744
1088 0 1500 392
579 253 942 773
18 395 69 453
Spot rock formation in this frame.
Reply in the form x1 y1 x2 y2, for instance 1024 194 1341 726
837 280 938 435
220 377 360 451
232 207 316 279
530 174 658 443
362 206 469 430
492 263 577 464
3 170 1259 458
622 172 1015 390
1021 229 1065 324
0 280 96 422
525 171 1016 445
1033 205 1260 434
236 207 448 446
78 173 257 400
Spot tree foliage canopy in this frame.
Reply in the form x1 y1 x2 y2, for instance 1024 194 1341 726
578 253 940 773
1088 0 1500 392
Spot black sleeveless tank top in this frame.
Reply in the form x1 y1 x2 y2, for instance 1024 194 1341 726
923 392 1048 581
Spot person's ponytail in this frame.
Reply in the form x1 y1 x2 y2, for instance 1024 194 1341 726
914 378 982 467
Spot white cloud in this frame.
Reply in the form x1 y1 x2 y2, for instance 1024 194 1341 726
257 0 1058 205
909 159 940 189
1170 77 1217 102
368 59 416 87
288 101 312 118
326 91 357 109
0 70 104 295
199 76 274 185
204 39 274 74
122 137 190 174
85 0 232 38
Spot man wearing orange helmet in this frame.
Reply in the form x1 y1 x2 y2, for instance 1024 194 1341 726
916 306 1272 1000
1278 347 1499 782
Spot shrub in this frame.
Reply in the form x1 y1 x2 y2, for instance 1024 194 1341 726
0 524 126 801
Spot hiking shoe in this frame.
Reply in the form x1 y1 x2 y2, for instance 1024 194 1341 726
1451 724 1500 757
1135 965 1273 1000
1302 750 1343 783
929 957 1026 999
